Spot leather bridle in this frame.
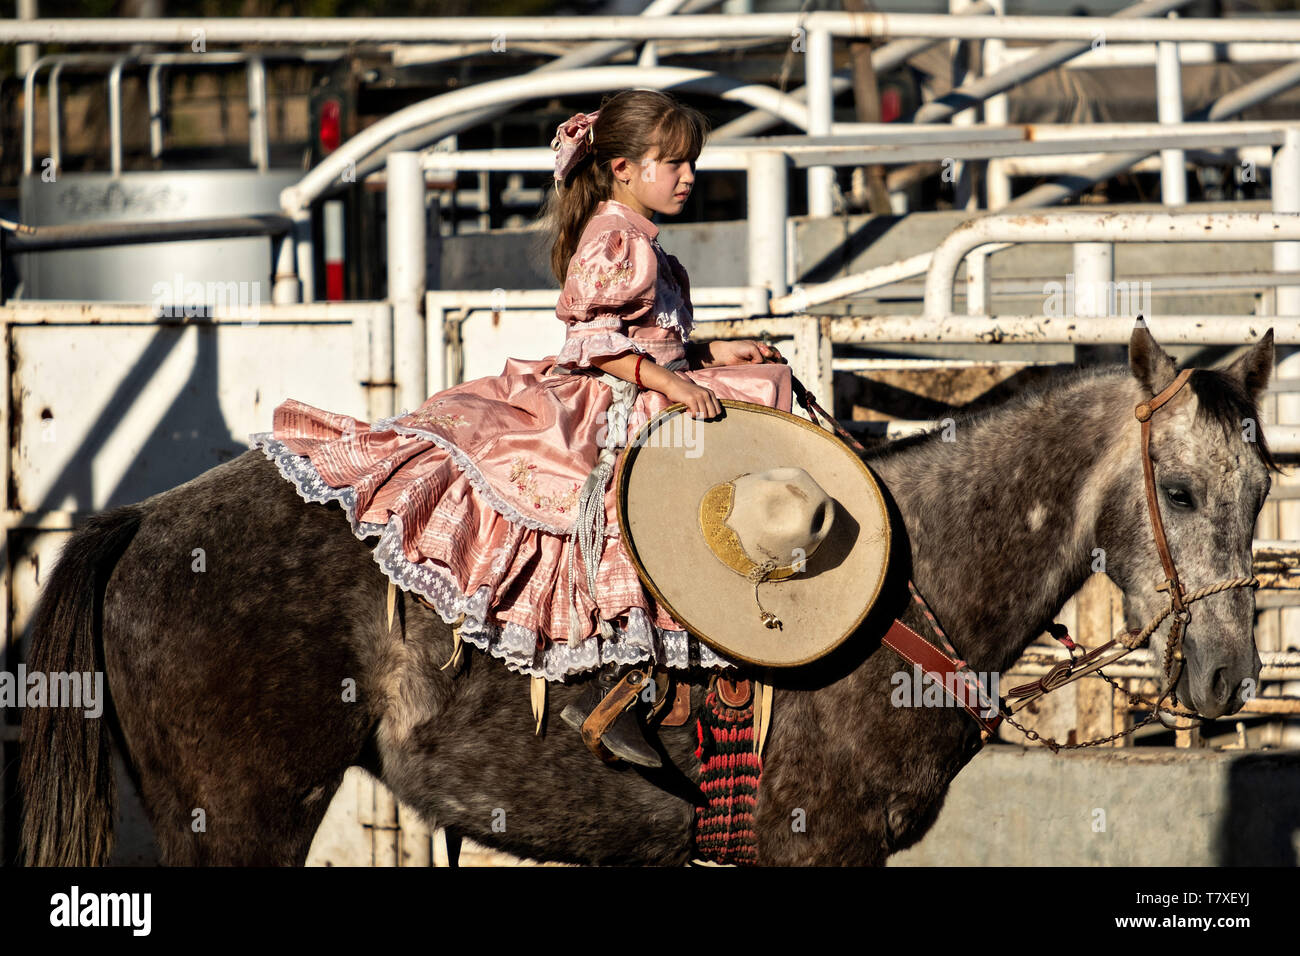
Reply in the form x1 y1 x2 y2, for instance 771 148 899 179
791 367 1261 749
1138 368 1196 625
1003 368 1261 734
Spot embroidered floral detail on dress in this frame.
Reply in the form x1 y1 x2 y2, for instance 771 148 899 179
569 255 635 293
406 399 469 430
508 457 582 513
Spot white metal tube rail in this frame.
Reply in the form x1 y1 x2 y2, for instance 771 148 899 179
345 0 702 186
279 66 813 216
9 15 1300 45
414 122 1300 173
924 212 1300 319
709 1 996 140
822 315 1300 346
912 0 1190 124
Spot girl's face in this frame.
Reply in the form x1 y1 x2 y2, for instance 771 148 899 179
611 146 697 220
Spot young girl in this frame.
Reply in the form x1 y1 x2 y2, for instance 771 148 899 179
249 89 793 767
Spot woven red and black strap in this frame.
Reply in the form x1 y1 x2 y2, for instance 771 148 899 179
692 687 762 865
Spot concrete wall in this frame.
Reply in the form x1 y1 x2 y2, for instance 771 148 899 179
890 745 1300 866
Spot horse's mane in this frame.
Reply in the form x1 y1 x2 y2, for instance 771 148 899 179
864 360 1283 475
863 362 1119 463
1189 367 1283 475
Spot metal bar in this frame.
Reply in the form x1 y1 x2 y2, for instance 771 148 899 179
1009 60 1300 210
408 124 1299 178
709 3 996 141
13 14 1300 45
293 214 315 304
846 414 1300 454
22 55 126 174
3 214 293 252
748 150 787 303
806 28 835 218
272 231 300 305
0 301 383 325
743 131 1287 169
925 212 1300 317
912 0 1193 124
1073 242 1114 318
826 315 1300 346
344 0 704 185
1006 41 1300 68
1156 13 1187 205
47 61 66 178
147 62 165 159
281 66 813 215
108 56 131 176
388 152 427 417
848 271 1300 299
1204 60 1300 123
247 54 269 173
1274 130 1300 319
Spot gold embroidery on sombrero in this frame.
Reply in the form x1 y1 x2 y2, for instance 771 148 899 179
508 457 582 514
406 399 469 430
698 480 798 581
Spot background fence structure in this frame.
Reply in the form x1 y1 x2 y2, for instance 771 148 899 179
3 2 1300 865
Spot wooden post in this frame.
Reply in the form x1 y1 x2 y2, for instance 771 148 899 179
1075 573 1119 744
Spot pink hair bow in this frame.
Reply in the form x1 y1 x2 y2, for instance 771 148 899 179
551 110 600 182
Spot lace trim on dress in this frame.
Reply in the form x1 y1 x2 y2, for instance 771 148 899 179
371 511 735 680
553 329 648 370
248 432 389 539
652 266 693 342
247 431 735 680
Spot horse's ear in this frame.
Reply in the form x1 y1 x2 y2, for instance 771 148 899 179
1222 328 1274 404
1129 317 1177 395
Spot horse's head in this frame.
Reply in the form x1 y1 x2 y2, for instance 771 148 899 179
1101 322 1278 719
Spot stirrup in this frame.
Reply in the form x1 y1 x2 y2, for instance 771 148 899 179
560 666 662 768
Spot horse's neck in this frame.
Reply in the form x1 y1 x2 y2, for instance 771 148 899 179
866 369 1143 674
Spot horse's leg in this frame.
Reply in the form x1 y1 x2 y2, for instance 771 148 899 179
369 600 704 866
104 451 382 865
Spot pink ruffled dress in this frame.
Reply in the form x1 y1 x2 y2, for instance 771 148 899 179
249 199 793 680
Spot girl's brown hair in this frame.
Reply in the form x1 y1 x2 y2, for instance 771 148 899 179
536 89 710 285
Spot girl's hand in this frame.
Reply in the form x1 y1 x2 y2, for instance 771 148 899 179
662 374 722 420
706 340 786 366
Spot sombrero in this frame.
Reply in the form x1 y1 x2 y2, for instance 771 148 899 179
615 400 891 667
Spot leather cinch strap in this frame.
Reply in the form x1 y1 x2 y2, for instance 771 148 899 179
882 618 1003 739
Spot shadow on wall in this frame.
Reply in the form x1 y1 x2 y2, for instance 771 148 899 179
1217 751 1300 865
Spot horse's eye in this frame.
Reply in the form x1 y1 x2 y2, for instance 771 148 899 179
1164 486 1194 510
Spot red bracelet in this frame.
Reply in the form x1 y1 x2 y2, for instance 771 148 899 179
634 354 645 388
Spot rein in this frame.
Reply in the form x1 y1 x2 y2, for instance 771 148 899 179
789 368 1261 751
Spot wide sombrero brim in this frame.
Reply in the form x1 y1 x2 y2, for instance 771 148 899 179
615 400 890 668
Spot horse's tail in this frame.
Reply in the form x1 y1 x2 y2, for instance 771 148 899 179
19 504 145 867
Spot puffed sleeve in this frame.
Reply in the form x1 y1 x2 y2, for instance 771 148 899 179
553 228 655 371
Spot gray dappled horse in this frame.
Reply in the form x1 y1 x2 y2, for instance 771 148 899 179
19 323 1278 866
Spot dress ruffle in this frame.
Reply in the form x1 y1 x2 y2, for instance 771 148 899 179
248 428 736 681
552 328 648 371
